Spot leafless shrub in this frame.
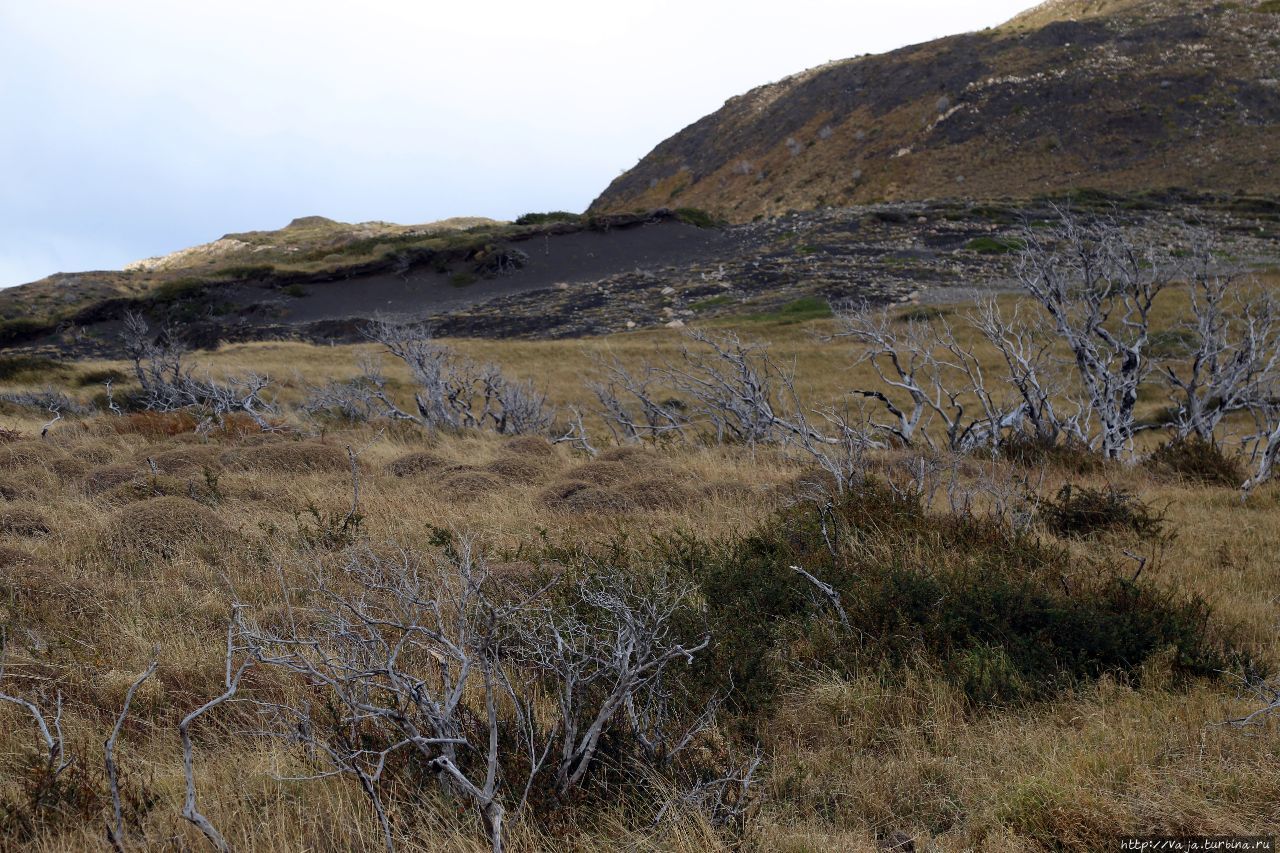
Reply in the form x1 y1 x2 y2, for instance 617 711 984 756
361 320 554 436
834 305 1027 452
104 656 158 852
122 312 277 431
0 632 75 834
1158 246 1280 444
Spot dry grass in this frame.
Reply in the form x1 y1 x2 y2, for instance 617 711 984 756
0 304 1278 850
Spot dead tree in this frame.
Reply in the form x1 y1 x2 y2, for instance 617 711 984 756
121 312 277 430
363 320 554 435
515 568 710 798
968 298 1087 448
834 305 1026 452
1015 211 1171 460
1158 248 1280 444
239 540 544 853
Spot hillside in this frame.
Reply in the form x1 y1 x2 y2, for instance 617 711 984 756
589 0 1280 221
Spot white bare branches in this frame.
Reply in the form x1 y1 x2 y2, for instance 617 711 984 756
122 312 278 430
360 319 554 435
105 655 159 852
1159 245 1280 444
1015 210 1171 459
179 609 256 852
834 305 1026 452
0 634 74 824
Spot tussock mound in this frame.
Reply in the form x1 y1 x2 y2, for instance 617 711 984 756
0 544 36 568
223 442 349 474
0 507 52 537
503 436 556 458
386 451 451 477
563 461 629 486
0 442 64 471
105 496 231 557
540 480 633 513
149 445 224 474
85 464 141 496
597 446 655 465
483 456 552 482
51 456 88 481
618 477 694 510
71 440 122 465
0 475 38 502
437 470 504 501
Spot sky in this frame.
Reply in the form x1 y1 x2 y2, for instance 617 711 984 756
0 0 1035 288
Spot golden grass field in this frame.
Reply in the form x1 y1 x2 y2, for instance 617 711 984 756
1 292 1279 852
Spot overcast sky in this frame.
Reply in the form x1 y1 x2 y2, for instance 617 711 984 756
0 0 1034 287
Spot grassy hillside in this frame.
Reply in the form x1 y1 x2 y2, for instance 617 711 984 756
589 0 1280 221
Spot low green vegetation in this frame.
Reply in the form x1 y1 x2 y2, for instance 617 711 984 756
742 296 833 324
514 211 583 226
965 235 1027 254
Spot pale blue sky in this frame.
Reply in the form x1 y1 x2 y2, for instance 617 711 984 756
0 1 1034 287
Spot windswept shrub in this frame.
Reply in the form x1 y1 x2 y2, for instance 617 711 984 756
662 480 1235 711
482 455 551 482
1038 484 1165 539
1145 436 1244 487
1000 433 1104 475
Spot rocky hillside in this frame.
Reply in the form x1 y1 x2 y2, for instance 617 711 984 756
589 0 1280 221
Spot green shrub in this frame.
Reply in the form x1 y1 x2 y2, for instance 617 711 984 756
673 207 720 228
515 211 582 226
1145 436 1244 487
0 355 65 382
1038 483 1165 539
0 319 53 347
213 264 276 280
1001 433 1104 476
965 236 1027 255
666 480 1230 712
76 367 128 387
744 296 833 324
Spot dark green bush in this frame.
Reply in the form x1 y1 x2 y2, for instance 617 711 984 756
0 319 53 347
672 207 720 228
0 355 65 381
1038 483 1165 539
965 236 1027 255
1145 436 1244 487
663 480 1229 712
515 211 582 226
1000 433 1104 476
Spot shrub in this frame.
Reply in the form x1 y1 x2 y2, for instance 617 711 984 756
1038 483 1165 539
673 207 720 228
1001 433 1103 475
0 318 53 347
1145 436 1244 487
84 464 141 496
0 442 64 471
661 479 1230 712
503 435 556 458
0 355 65 382
964 236 1027 254
563 461 629 485
437 470 504 502
540 480 633 513
617 477 692 510
147 445 224 475
482 456 550 482
514 211 582 226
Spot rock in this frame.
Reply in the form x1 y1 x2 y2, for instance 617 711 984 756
665 319 686 329
660 286 676 296
625 320 636 329
553 282 570 291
